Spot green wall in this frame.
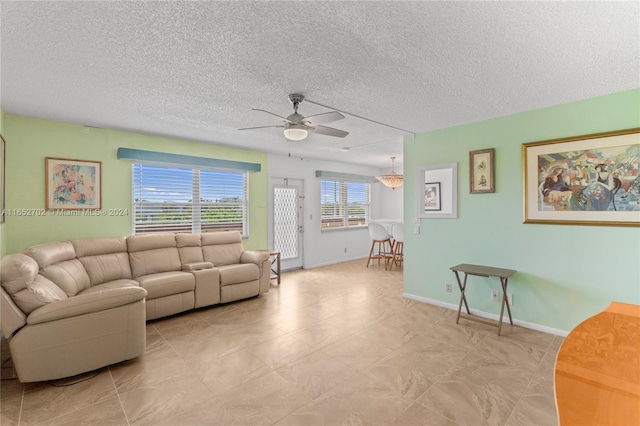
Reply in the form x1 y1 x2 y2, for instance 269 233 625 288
0 108 5 257
2 115 268 254
403 89 640 333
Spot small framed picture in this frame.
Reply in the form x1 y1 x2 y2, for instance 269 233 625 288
424 182 441 211
470 148 495 194
46 157 102 210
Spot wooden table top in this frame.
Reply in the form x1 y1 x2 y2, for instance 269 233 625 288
450 263 517 279
554 301 640 425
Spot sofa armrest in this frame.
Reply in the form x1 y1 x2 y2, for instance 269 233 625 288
240 251 269 266
27 286 148 326
1 287 27 337
182 261 214 271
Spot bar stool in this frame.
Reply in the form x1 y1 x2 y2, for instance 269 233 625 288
366 222 393 268
389 223 404 270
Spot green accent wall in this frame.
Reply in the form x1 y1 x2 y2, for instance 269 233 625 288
2 115 268 254
403 89 640 333
0 108 5 257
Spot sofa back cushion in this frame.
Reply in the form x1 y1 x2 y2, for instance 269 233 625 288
72 237 133 286
176 233 204 264
25 241 90 296
127 233 182 278
1 253 68 314
201 231 244 266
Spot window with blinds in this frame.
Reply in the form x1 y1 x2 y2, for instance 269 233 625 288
132 163 248 235
320 179 370 229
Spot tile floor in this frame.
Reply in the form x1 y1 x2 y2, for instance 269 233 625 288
1 260 561 425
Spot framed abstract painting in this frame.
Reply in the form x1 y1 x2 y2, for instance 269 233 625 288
46 157 102 210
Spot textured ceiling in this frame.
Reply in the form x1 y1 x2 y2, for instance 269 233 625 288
1 1 639 170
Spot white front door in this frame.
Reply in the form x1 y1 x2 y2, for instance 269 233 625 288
271 178 304 270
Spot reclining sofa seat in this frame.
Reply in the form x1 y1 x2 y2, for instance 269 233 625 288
0 240 147 383
127 233 198 320
200 231 270 303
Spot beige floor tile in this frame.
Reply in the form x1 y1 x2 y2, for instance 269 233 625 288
476 333 547 370
251 334 318 370
118 373 214 425
276 350 357 399
0 378 23 426
392 402 458 425
190 347 272 396
154 396 225 425
289 320 355 349
416 352 534 425
216 372 312 425
506 394 558 426
19 369 117 424
273 399 347 426
321 333 395 371
313 372 412 424
42 396 128 426
364 345 468 401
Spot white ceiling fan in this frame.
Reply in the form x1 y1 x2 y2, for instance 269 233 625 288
239 94 349 141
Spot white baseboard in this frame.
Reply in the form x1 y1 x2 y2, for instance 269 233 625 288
403 292 569 337
303 255 368 270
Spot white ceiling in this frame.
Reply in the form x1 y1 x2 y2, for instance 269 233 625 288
1 1 638 170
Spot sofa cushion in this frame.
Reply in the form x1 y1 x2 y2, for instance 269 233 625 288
127 234 182 278
176 233 204 264
0 253 68 314
25 241 76 268
135 271 195 300
201 231 244 266
40 259 91 297
78 253 132 286
218 263 259 287
72 237 129 257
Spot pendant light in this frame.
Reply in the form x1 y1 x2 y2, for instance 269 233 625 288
376 156 404 189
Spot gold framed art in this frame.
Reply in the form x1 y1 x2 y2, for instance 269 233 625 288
522 128 640 227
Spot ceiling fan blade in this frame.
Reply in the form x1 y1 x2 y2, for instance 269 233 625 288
252 109 292 123
309 125 349 138
303 111 345 126
238 125 284 131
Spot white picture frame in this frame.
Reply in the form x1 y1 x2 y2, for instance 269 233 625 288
416 162 458 219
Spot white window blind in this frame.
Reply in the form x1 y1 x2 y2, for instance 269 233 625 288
320 179 370 229
132 163 248 235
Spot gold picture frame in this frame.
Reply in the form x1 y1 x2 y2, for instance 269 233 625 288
46 157 102 210
470 148 495 194
522 128 640 227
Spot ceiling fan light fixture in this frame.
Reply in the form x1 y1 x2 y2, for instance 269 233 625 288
283 125 308 141
376 156 404 189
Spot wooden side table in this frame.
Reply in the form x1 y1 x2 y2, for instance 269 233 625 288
450 263 517 335
262 250 281 284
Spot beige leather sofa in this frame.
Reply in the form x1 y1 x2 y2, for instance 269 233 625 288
0 231 270 382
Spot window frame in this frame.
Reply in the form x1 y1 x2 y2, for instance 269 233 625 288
132 162 249 236
320 179 370 231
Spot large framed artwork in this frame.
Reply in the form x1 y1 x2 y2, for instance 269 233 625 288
523 128 640 227
46 157 102 210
